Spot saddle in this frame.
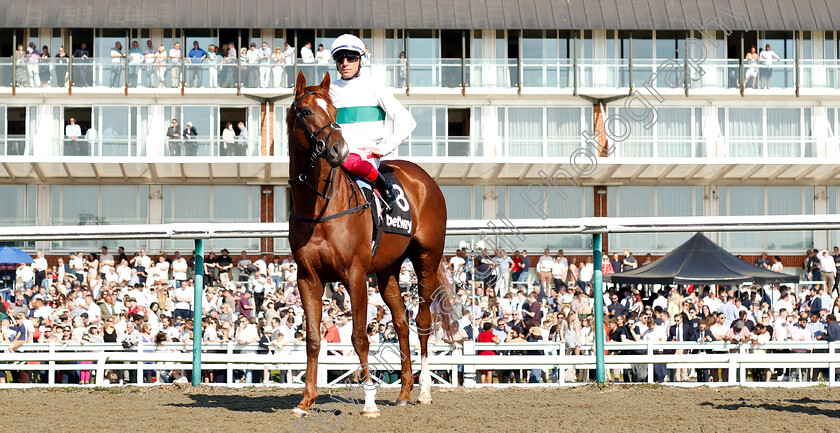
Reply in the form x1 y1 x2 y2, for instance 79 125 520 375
352 170 413 257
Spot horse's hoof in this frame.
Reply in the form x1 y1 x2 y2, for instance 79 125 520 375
418 398 432 405
395 399 409 407
292 408 308 418
362 408 381 418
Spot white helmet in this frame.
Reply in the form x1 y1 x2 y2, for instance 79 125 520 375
330 34 367 65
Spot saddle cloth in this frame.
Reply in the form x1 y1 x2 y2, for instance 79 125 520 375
353 171 413 256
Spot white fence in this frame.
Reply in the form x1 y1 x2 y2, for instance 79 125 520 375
1 340 837 388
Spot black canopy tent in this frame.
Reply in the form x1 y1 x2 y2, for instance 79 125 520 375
604 233 799 285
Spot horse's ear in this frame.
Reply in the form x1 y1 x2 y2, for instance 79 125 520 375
294 71 307 97
320 72 331 89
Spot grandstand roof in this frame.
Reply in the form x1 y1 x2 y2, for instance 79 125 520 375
0 0 836 31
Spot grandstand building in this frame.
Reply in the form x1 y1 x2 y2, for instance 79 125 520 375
0 0 838 271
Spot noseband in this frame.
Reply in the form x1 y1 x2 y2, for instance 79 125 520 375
288 90 369 223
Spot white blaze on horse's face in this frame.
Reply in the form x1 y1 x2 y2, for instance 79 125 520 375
315 97 328 113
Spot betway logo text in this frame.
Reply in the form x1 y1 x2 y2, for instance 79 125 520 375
385 214 412 232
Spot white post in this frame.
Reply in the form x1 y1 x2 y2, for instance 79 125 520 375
728 349 738 385
226 341 234 386
647 341 654 384
136 341 144 385
830 342 836 387
463 340 476 387
47 341 55 385
95 353 106 385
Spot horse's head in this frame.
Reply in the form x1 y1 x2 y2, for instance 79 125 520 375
290 71 348 167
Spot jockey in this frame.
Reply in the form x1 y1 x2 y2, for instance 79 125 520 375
329 34 416 209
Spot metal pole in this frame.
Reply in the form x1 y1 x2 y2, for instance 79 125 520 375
11 29 16 96
517 30 522 95
237 30 242 95
405 30 411 95
293 31 298 83
192 238 205 387
572 30 578 96
795 30 800 97
125 29 130 95
684 30 690 97
181 31 186 95
461 31 466 96
592 233 605 384
628 31 633 93
68 29 73 95
739 32 744 96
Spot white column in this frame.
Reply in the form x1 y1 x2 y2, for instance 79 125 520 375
35 184 51 253
813 105 833 158
814 186 831 249
146 104 166 157
148 185 164 252
702 105 723 157
31 105 55 156
482 105 500 157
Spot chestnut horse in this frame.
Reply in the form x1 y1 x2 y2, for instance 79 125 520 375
287 71 457 418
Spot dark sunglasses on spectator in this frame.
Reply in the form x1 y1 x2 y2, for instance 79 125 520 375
334 53 360 63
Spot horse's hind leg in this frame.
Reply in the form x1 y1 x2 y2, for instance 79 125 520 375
377 262 414 405
345 267 380 418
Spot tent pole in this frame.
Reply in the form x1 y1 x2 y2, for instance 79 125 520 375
593 234 605 384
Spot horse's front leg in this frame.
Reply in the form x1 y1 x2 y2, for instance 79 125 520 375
293 271 325 418
345 267 380 418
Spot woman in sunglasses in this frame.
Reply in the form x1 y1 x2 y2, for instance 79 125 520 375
327 34 417 210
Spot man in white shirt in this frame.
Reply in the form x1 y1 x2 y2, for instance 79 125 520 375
85 295 102 324
819 249 836 295
492 250 514 297
99 246 115 276
17 263 35 290
449 250 466 274
258 41 272 88
171 252 189 286
70 252 85 283
169 42 182 88
172 281 193 320
758 44 782 89
64 117 83 156
536 249 554 293
315 44 330 64
703 290 722 313
551 257 568 291
300 42 315 63
31 251 48 288
254 254 268 277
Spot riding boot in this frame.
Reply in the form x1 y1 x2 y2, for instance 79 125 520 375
374 173 397 210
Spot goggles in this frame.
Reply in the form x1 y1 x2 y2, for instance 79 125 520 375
334 52 361 64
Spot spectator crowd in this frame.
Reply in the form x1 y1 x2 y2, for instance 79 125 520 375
2 245 840 386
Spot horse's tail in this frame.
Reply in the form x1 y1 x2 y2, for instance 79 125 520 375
431 259 460 340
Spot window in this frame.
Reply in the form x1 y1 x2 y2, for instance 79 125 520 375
164 185 260 251
720 186 813 251
608 186 702 251
607 106 700 157
0 185 36 249
440 186 483 250
50 185 148 251
726 107 812 157
499 106 591 157
495 185 593 251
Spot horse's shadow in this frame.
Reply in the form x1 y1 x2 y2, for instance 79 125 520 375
166 393 301 413
166 392 404 413
699 398 840 418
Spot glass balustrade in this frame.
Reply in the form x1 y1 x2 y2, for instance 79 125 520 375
728 137 816 158
0 56 825 91
0 135 29 156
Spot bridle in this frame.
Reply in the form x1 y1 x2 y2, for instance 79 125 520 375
288 91 342 200
288 90 369 223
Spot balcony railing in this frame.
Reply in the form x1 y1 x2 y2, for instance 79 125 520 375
0 135 29 156
612 138 706 158
727 137 817 158
49 137 259 157
402 136 480 157
0 56 827 92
